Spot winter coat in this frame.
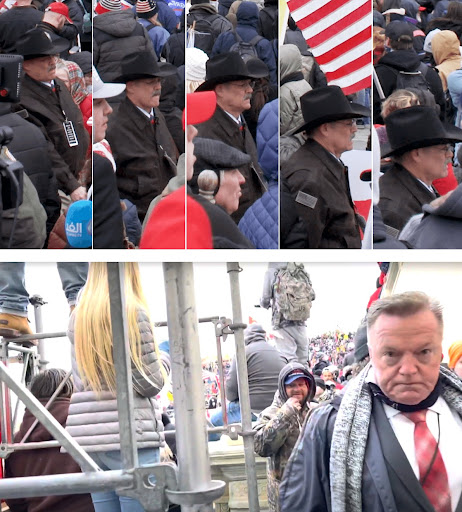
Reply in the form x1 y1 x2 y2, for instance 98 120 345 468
93 10 156 82
93 152 125 249
211 1 277 85
192 192 255 248
66 309 165 452
373 205 410 249
378 162 438 233
0 6 42 53
432 30 462 90
18 75 89 196
257 0 277 41
162 31 185 66
411 183 462 248
254 363 315 512
155 0 179 34
281 138 362 249
196 105 267 223
280 178 309 248
218 0 234 17
4 398 94 512
2 108 60 237
122 198 142 246
280 44 312 136
373 49 445 123
188 3 233 42
225 323 287 413
238 99 278 248
106 97 178 221
137 18 170 58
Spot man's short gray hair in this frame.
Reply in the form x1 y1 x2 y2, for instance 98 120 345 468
367 291 443 330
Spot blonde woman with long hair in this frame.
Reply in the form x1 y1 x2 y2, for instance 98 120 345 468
65 262 165 512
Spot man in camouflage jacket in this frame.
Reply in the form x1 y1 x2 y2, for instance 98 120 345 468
253 362 315 512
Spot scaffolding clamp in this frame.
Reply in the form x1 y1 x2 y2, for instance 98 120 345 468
0 443 14 459
227 423 256 440
117 462 178 512
166 479 226 507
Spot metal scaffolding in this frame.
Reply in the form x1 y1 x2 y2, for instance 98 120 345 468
0 262 261 511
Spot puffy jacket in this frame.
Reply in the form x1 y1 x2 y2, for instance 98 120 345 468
225 323 287 413
254 363 315 512
238 99 278 248
211 1 277 85
280 44 312 136
66 309 165 452
93 10 156 82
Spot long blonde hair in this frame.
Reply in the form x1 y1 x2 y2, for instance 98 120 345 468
74 262 162 393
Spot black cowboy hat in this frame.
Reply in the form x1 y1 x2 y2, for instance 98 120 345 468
294 85 370 134
116 51 177 82
16 27 70 60
382 105 462 157
195 52 267 92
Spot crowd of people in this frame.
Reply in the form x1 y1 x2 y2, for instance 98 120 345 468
372 0 462 248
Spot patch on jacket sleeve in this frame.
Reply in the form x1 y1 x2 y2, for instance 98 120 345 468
295 191 317 209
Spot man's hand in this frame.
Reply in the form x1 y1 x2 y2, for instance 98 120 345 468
286 397 302 412
70 186 87 202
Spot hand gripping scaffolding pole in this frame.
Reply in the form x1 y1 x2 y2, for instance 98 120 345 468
163 263 226 511
227 263 260 512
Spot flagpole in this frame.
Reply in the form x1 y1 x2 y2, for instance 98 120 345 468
373 68 385 101
280 0 290 44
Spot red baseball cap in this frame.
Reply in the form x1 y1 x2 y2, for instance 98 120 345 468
183 91 216 130
46 2 73 24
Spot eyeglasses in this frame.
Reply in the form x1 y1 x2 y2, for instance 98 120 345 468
432 144 454 154
334 119 357 127
230 80 256 90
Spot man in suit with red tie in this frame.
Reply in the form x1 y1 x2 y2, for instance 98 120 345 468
279 291 462 512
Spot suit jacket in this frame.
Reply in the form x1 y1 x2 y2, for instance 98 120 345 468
106 98 178 221
281 138 362 249
196 105 267 223
18 75 89 195
379 163 438 233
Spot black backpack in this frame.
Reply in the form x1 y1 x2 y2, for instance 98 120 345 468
187 12 221 56
229 32 263 62
395 62 431 92
258 6 277 41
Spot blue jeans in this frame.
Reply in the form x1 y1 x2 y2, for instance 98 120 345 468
209 401 257 441
0 262 88 314
89 448 160 512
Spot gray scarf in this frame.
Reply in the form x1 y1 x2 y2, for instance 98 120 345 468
329 364 462 512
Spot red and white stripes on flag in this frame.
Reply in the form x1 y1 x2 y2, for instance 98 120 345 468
286 0 372 95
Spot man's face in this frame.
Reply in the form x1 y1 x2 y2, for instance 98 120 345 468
368 309 443 405
417 144 452 181
215 79 254 115
215 169 245 214
126 77 162 111
23 55 57 82
322 370 334 382
286 377 310 403
326 119 358 156
186 125 198 181
93 98 113 144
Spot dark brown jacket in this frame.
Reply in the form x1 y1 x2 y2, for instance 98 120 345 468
281 138 361 249
378 162 438 233
18 75 89 195
4 397 94 512
106 98 178 221
196 105 267 223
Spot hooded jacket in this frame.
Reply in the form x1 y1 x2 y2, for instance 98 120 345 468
211 1 277 85
432 30 462 91
373 49 445 123
411 183 462 248
225 323 287 413
4 398 94 512
93 10 156 82
253 362 315 512
280 44 312 136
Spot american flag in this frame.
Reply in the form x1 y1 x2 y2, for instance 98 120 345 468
286 0 372 95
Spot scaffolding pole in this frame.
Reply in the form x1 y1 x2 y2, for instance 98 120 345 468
163 263 225 511
227 262 260 512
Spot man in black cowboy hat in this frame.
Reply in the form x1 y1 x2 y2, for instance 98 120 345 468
195 52 268 223
106 51 179 221
280 85 370 249
378 105 462 234
189 137 255 248
16 27 89 203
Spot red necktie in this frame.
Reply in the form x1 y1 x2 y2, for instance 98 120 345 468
404 410 451 512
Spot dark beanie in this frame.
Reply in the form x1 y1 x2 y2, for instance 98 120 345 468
191 0 209 4
354 321 369 362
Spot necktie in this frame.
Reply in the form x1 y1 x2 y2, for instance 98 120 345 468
403 410 451 512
